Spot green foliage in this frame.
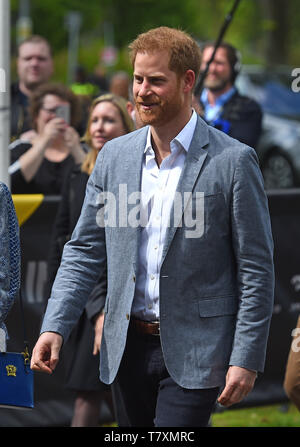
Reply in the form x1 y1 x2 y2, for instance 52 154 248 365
11 0 104 53
10 0 299 83
101 403 300 427
212 404 300 427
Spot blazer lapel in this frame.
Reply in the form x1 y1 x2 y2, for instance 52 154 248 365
124 126 148 273
162 117 209 262
125 127 148 194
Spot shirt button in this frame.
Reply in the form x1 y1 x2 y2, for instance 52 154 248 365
126 313 130 320
148 304 153 309
150 275 155 280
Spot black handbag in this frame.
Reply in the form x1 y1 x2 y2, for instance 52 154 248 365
0 290 34 409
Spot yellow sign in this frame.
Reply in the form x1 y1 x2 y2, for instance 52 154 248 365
12 194 44 226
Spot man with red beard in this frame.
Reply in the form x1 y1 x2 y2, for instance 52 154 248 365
198 42 262 149
31 27 274 427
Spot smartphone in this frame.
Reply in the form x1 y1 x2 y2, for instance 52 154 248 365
55 104 70 124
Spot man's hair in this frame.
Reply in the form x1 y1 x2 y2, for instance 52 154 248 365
129 27 201 83
202 41 241 82
17 35 53 57
29 82 80 129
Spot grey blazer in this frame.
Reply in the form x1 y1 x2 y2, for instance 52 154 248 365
42 116 274 389
0 182 21 338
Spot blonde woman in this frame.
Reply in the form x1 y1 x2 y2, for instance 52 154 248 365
46 94 134 427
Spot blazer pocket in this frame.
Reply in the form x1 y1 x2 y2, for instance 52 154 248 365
198 295 238 317
204 192 228 225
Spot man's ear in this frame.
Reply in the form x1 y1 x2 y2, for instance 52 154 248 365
183 69 196 93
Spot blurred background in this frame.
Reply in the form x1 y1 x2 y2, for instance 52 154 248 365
8 0 300 188
9 0 300 79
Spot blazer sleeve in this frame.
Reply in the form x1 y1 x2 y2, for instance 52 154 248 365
40 149 108 342
229 146 274 372
0 183 21 336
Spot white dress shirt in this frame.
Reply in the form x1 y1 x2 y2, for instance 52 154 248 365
132 110 198 321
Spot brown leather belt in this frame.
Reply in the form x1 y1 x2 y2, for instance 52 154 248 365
131 317 160 336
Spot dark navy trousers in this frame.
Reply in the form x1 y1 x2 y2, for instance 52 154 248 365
113 324 219 427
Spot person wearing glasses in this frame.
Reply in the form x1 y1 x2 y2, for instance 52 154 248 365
9 83 86 195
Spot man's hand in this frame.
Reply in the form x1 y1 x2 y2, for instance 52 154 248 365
218 366 257 407
30 332 63 374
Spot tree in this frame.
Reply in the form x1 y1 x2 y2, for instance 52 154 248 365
10 0 299 82
260 0 289 66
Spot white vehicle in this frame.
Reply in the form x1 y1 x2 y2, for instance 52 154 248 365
236 66 300 189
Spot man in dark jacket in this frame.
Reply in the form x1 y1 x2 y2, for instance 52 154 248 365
10 35 53 142
198 42 262 149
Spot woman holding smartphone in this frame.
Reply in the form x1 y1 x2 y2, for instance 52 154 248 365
9 83 86 195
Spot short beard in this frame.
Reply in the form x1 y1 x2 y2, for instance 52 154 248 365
136 104 160 126
135 97 161 126
136 98 182 128
204 78 230 93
